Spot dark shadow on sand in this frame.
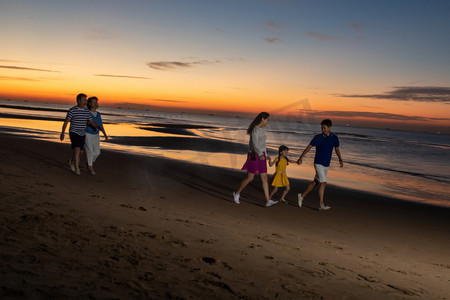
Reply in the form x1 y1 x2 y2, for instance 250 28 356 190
108 136 248 154
138 123 218 136
0 113 63 122
138 126 197 136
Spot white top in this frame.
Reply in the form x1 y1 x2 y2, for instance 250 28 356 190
249 126 266 156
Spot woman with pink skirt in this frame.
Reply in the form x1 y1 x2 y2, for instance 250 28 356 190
233 112 277 207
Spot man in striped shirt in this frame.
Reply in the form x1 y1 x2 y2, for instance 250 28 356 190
60 93 101 175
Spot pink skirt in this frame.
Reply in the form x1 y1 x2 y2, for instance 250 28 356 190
241 152 267 174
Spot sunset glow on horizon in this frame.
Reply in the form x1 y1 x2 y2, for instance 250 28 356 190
1 0 449 132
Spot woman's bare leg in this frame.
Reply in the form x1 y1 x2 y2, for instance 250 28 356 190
236 173 254 195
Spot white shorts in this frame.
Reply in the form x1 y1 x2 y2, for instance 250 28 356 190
314 164 328 183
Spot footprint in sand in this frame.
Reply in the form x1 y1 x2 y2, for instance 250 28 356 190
196 239 217 244
120 203 147 211
271 233 283 239
202 257 216 264
357 274 379 283
138 232 157 239
208 272 221 279
203 279 236 296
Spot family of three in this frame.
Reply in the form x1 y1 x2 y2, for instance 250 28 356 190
60 93 108 175
233 112 344 210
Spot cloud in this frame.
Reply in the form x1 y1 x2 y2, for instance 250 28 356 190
113 99 195 110
263 37 281 43
265 21 283 33
0 65 59 72
0 76 41 81
261 21 283 43
151 99 188 103
301 110 448 122
94 74 150 80
306 31 341 42
349 23 365 40
266 21 279 29
337 86 450 103
0 59 25 63
146 60 220 71
349 23 364 32
85 28 119 40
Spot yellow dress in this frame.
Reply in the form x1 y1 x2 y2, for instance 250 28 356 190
271 157 289 187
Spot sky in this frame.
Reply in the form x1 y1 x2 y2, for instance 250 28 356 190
1 0 449 132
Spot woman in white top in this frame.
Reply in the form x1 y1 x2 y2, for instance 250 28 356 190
233 112 277 207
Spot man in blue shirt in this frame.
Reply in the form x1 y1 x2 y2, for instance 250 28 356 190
296 119 344 210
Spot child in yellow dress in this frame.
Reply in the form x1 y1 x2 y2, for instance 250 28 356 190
268 145 296 204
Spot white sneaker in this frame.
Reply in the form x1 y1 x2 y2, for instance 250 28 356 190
232 192 240 204
297 193 303 207
266 199 278 207
319 205 331 210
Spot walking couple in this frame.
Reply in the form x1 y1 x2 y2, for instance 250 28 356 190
60 93 108 175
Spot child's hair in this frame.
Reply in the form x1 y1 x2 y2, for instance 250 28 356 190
247 112 270 134
276 145 289 167
87 96 98 110
321 119 332 127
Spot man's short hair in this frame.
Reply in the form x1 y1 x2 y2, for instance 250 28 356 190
76 93 87 103
321 119 332 127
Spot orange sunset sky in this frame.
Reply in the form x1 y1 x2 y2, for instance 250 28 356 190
1 0 449 132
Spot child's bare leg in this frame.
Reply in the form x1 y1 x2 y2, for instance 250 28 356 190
318 182 327 206
281 185 290 201
269 186 278 199
236 173 254 195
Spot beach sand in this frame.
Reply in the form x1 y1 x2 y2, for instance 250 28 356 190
0 132 449 299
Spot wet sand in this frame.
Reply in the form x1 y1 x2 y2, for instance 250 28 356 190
0 132 449 299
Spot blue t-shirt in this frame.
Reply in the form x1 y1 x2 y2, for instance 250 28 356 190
310 133 340 167
86 111 103 135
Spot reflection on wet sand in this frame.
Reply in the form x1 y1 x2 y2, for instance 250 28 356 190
1 111 449 208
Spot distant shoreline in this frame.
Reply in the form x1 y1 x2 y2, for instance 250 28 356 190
1 99 448 134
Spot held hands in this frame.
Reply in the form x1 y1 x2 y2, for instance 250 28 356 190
259 154 265 160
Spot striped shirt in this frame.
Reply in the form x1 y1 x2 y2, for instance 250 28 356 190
66 106 92 136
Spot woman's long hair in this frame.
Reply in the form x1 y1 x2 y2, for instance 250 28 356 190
247 112 270 135
276 145 289 167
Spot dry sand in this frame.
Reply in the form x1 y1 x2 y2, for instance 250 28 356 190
0 133 449 299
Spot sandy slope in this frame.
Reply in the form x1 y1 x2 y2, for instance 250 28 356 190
0 133 449 299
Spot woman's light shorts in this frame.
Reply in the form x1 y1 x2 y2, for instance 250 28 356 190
314 164 328 183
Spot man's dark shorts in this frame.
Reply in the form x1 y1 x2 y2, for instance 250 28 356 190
69 132 86 149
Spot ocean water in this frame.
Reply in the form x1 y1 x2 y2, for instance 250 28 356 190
1 100 449 208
